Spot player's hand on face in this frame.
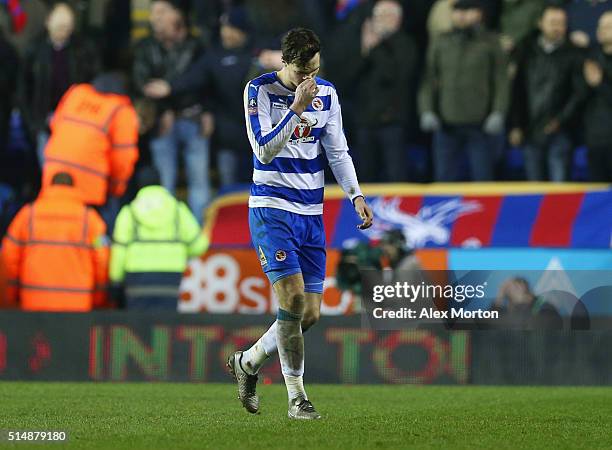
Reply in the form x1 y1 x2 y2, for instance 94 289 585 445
292 77 318 115
354 196 373 230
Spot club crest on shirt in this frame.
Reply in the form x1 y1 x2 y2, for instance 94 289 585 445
311 97 324 111
275 250 287 262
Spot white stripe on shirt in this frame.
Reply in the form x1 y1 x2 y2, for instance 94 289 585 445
248 196 323 215
252 169 325 190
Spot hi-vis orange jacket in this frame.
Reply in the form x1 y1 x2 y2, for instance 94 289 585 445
42 83 139 205
1 185 110 311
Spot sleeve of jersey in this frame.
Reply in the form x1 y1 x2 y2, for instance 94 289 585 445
244 82 302 164
321 89 363 202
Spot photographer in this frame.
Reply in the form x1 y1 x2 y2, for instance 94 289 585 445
336 229 423 297
491 277 563 329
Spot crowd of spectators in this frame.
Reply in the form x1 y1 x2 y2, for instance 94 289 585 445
0 0 611 227
0 0 611 311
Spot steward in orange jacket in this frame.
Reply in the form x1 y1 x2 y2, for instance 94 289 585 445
42 73 139 206
1 172 110 311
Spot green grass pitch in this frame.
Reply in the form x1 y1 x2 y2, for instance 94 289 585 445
0 383 610 449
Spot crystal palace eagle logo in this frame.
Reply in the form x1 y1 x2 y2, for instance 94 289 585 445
362 197 483 248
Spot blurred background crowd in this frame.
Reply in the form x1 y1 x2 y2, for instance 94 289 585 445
0 0 612 311
1 1 612 215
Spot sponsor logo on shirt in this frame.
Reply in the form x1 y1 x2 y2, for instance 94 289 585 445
289 118 316 144
272 100 288 110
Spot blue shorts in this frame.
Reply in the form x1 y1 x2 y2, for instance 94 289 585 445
249 207 326 293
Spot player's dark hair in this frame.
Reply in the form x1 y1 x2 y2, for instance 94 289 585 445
281 28 320 68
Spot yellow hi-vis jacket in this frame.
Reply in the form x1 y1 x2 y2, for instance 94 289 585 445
110 186 208 299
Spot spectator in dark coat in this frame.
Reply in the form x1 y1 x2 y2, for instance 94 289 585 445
566 0 612 49
0 30 22 195
419 0 509 181
355 0 418 182
19 2 100 166
509 5 585 182
143 7 257 187
244 0 319 49
325 2 371 141
499 0 546 53
133 0 210 222
0 31 18 159
582 11 612 182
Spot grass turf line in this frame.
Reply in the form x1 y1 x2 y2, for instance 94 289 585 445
0 383 610 450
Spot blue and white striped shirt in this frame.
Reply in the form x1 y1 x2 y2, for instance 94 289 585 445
244 72 362 215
